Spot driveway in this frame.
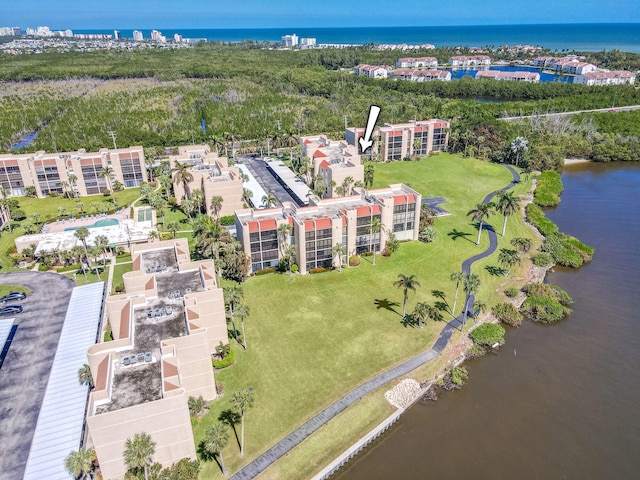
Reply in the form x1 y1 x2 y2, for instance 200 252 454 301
0 272 75 479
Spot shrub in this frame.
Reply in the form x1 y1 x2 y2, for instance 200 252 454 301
188 395 206 417
466 343 487 359
38 263 50 272
148 181 157 187
419 226 437 243
56 263 82 273
102 189 111 196
361 251 373 257
522 283 573 306
10 209 26 221
381 248 391 257
470 323 505 347
291 264 299 273
254 267 276 275
212 348 235 369
504 287 519 298
309 267 330 274
220 215 235 226
531 252 554 267
525 204 558 236
520 295 572 323
348 255 360 267
534 170 563 207
114 284 125 293
492 302 524 327
440 366 469 391
47 191 60 197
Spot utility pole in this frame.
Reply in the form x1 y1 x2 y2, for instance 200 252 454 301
107 130 117 149
276 120 281 131
343 115 348 129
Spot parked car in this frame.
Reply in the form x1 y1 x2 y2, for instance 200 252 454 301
0 291 27 303
0 305 23 315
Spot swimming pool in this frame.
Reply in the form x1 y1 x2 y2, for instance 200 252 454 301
64 218 119 231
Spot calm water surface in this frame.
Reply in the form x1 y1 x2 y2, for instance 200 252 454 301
335 162 640 480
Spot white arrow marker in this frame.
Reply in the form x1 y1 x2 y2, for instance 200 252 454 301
358 105 381 154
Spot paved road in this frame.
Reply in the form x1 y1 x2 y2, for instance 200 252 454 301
501 104 640 121
235 156 300 207
0 272 75 479
230 164 520 480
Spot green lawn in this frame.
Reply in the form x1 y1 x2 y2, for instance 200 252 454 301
0 284 31 296
111 263 133 294
62 267 109 286
194 154 539 479
115 253 132 264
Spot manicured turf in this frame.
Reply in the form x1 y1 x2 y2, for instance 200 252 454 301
0 285 31 296
111 263 133 294
194 154 538 479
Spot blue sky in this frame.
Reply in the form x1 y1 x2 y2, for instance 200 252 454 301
2 0 639 29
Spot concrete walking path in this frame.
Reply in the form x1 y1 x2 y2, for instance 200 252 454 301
230 165 520 480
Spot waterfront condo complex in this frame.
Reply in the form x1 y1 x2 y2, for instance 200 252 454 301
235 184 421 275
0 146 147 197
345 119 450 161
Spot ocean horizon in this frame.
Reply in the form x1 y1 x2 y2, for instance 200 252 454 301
75 23 640 53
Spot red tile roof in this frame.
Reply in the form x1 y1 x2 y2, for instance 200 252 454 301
319 160 330 169
313 150 327 158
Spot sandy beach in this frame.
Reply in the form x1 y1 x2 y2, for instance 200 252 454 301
564 158 592 165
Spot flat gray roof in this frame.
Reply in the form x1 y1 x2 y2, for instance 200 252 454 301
23 282 105 480
236 163 268 208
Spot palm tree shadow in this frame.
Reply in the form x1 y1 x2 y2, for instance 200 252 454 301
374 298 401 315
486 265 508 276
219 409 241 450
447 229 474 243
401 314 419 328
197 441 225 473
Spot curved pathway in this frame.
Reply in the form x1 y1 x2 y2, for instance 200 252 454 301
230 165 520 480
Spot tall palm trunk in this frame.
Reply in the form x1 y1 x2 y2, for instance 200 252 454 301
402 290 408 318
452 281 460 316
502 215 508 237
476 220 483 245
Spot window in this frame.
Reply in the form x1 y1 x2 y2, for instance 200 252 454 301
249 228 280 271
304 227 333 270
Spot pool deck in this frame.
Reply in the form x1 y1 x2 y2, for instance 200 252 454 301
46 210 131 234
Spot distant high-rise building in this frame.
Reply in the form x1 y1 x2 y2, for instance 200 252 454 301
0 27 21 36
114 30 121 40
151 29 166 43
282 34 298 47
133 29 143 41
300 37 316 47
174 33 183 43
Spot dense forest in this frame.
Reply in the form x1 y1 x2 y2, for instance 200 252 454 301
1 43 638 166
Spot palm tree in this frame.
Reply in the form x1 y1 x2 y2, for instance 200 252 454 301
510 136 529 166
510 237 532 253
90 201 101 214
495 190 521 236
412 138 422 161
394 273 421 318
332 242 347 272
498 248 521 276
64 448 95 479
242 188 253 207
467 202 494 245
166 221 180 239
235 303 250 349
230 388 255 456
277 224 292 258
450 271 465 316
364 162 375 189
261 193 277 208
95 235 109 266
369 217 381 265
203 423 230 476
172 161 194 199
77 363 94 388
123 432 156 480
413 302 443 329
68 174 78 198
74 227 91 268
462 273 481 327
99 166 115 206
210 195 224 219
223 284 243 344
1 189 12 232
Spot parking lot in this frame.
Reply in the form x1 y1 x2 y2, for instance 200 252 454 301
0 272 75 479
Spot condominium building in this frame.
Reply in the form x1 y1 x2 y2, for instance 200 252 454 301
300 135 364 197
476 70 540 83
532 56 557 68
282 34 298 47
393 69 451 82
354 64 391 79
0 27 21 36
0 146 146 197
449 55 491 67
235 184 421 274
85 239 227 479
170 145 245 218
396 57 438 68
575 70 636 86
300 37 316 47
132 30 143 41
345 120 449 161
151 29 166 43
